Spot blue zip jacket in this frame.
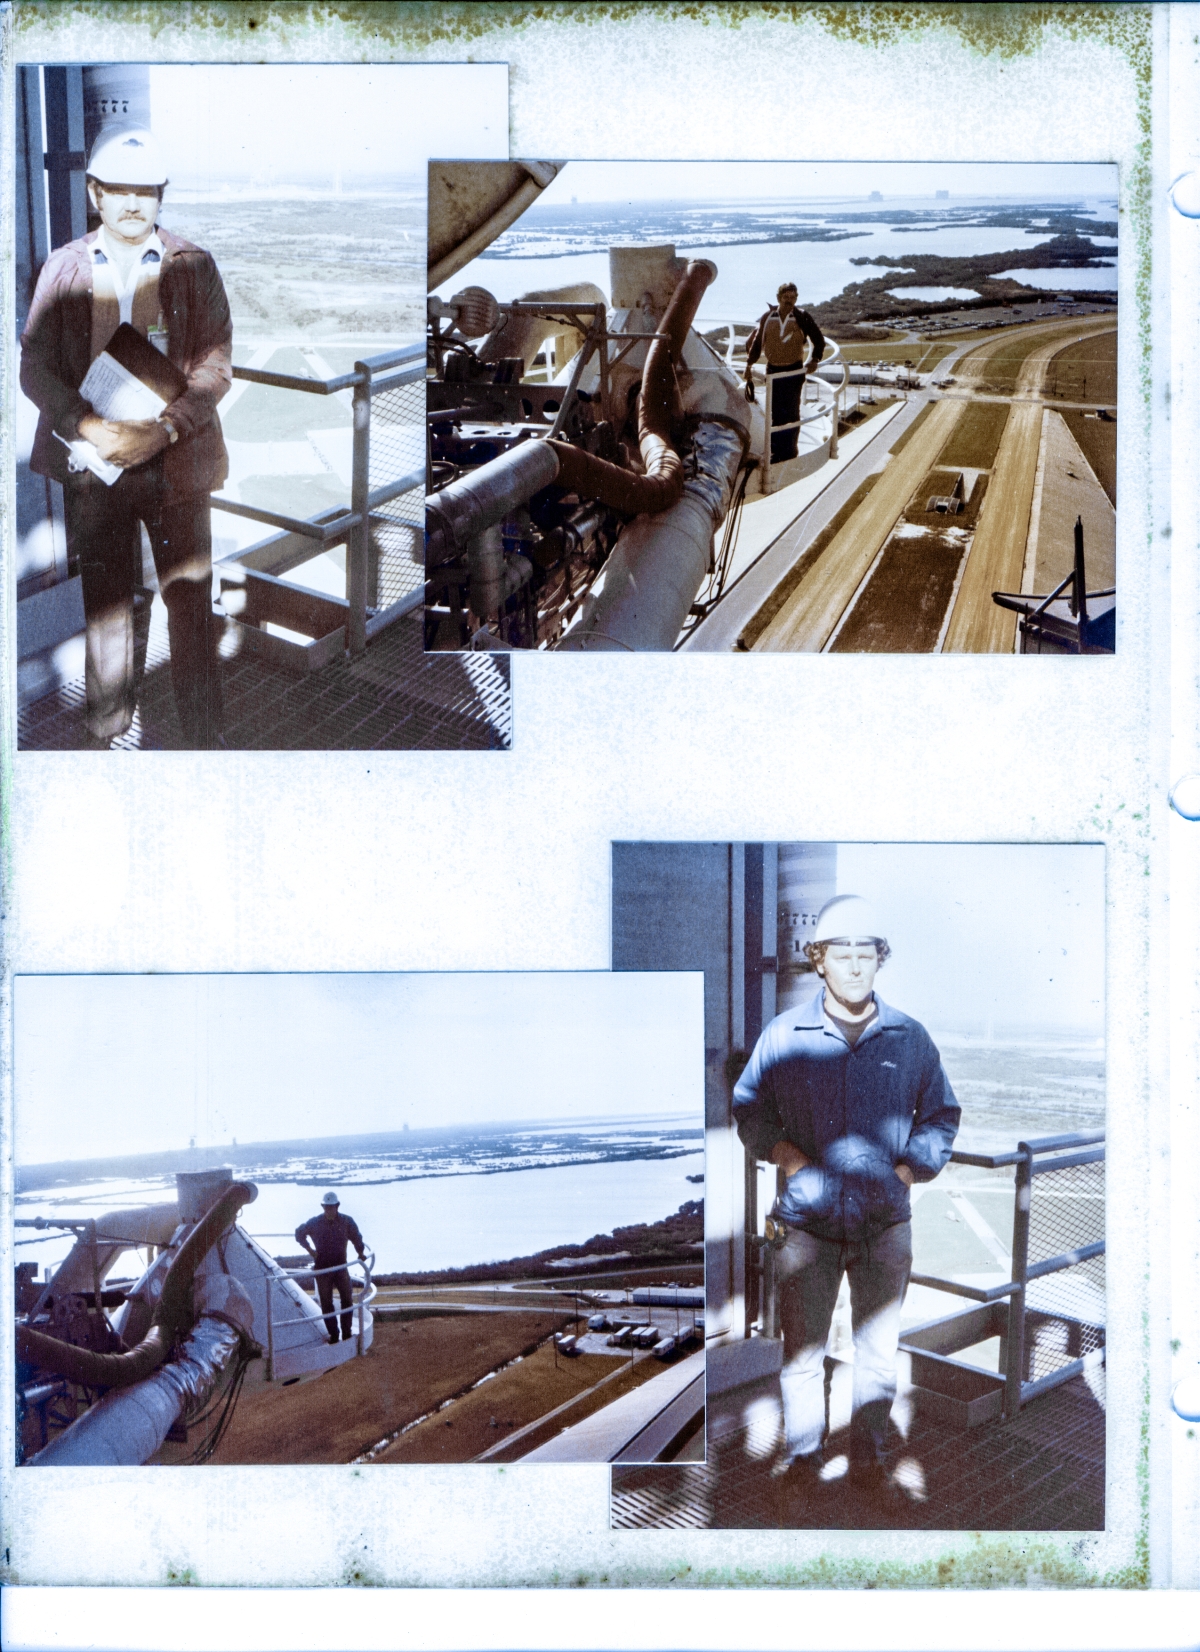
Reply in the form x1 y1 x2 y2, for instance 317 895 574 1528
733 990 960 1242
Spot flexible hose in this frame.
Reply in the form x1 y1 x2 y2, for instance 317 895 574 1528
16 1181 255 1390
547 260 717 516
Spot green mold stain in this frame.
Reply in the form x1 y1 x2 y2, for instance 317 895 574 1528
11 0 1153 57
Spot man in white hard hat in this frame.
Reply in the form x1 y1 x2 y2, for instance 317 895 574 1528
295 1193 368 1345
20 126 232 749
732 894 960 1504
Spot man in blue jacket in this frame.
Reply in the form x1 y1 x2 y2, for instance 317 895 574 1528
733 895 960 1497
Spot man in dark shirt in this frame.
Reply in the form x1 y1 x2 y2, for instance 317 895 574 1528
295 1192 368 1344
733 895 960 1499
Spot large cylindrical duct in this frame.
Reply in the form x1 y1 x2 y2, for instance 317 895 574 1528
425 439 561 569
555 418 745 651
776 843 837 1013
28 1274 256 1467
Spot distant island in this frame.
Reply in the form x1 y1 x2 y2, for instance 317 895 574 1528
364 1198 704 1288
15 1118 702 1196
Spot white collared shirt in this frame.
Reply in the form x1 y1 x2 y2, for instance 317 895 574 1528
91 228 165 327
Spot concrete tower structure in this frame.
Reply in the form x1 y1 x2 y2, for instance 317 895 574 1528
776 842 837 1014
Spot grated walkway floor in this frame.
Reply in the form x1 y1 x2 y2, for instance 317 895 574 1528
18 608 511 752
611 1370 1104 1532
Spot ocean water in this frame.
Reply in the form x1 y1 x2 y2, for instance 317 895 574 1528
887 286 982 302
992 265 1117 291
14 1118 704 1279
435 196 1116 327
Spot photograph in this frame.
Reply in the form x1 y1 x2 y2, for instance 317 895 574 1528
425 160 1117 655
12 972 704 1468
14 62 511 750
607 842 1105 1533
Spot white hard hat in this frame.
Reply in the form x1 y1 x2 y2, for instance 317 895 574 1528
320 1190 341 1207
87 126 168 187
813 895 885 945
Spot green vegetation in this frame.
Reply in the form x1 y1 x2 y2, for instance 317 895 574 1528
969 332 1056 396
837 396 897 438
737 474 880 650
840 342 921 364
915 340 958 371
373 1200 703 1288
830 534 963 654
906 472 990 533
938 400 1011 469
1062 411 1117 506
810 229 1117 333
1046 328 1118 406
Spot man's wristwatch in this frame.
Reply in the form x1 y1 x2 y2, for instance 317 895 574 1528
157 415 179 445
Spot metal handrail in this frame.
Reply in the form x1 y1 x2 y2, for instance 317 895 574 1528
211 341 423 656
907 1131 1105 1417
760 340 847 496
258 1247 377 1380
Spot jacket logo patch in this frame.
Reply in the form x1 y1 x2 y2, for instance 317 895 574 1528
881 1060 898 1068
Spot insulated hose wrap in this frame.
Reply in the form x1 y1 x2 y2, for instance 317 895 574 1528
547 259 716 517
16 1181 256 1390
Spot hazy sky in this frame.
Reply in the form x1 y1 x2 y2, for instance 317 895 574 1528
525 160 1118 207
14 972 703 1165
147 65 506 184
831 842 1104 1036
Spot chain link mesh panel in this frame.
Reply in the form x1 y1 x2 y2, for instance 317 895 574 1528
367 369 424 611
1023 1156 1105 1383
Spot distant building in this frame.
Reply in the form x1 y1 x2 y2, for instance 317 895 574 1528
935 189 950 200
869 190 882 202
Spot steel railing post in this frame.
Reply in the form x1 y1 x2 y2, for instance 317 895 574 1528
265 1273 275 1381
86 1220 102 1341
347 364 372 656
744 1147 759 1333
1004 1146 1033 1418
763 373 773 496
596 304 611 429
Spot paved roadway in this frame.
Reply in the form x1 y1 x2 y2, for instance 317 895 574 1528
703 316 1116 654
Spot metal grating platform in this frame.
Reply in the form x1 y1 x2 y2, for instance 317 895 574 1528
18 608 511 752
611 1369 1105 1532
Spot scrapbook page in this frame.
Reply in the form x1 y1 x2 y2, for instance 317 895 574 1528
2 3 1198 1649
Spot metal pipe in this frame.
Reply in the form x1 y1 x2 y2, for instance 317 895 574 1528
425 439 562 565
16 1182 255 1390
556 419 746 651
468 525 506 621
28 1275 256 1467
546 260 717 517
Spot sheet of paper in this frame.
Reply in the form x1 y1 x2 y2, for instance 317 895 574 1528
78 348 167 423
53 431 123 486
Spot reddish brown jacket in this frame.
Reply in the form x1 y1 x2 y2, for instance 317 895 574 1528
20 226 232 496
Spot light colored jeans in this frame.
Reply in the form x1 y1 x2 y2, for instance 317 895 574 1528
775 1220 912 1463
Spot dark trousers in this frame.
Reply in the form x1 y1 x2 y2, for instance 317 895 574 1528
316 1267 355 1342
65 461 223 747
775 1220 912 1464
767 362 805 462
